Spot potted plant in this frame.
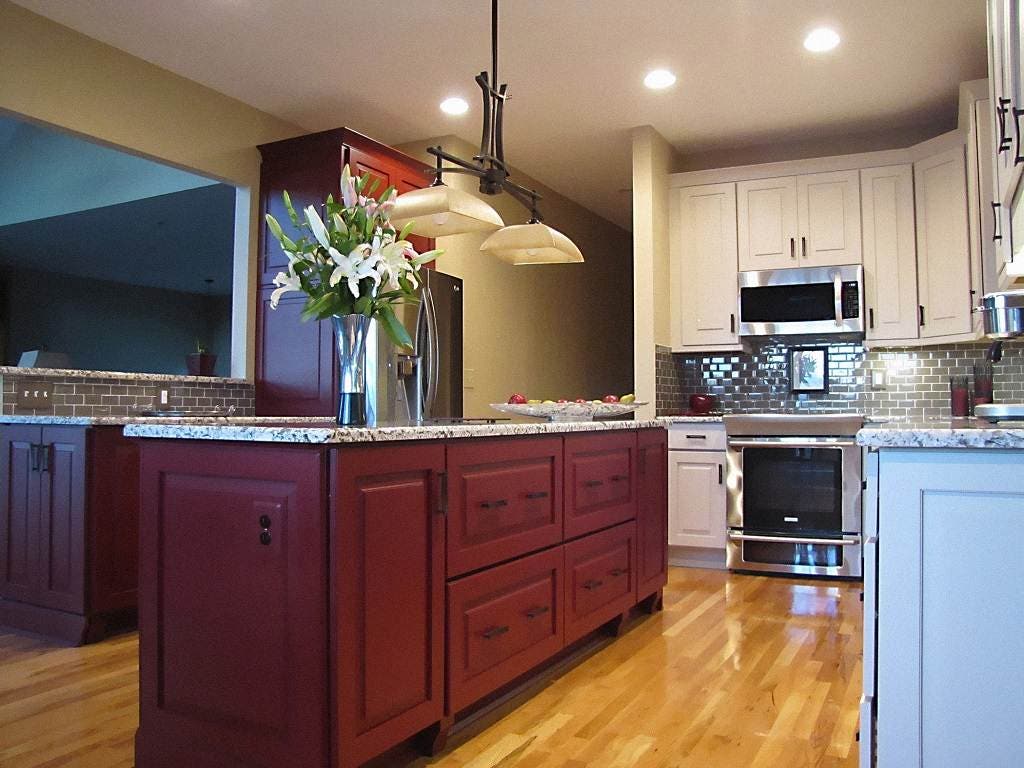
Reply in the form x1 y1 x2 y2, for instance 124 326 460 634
186 341 217 377
264 165 441 425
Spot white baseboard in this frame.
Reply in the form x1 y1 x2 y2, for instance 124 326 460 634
669 545 727 570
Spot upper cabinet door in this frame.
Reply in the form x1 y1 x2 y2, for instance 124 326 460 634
737 176 798 271
861 165 919 342
796 170 862 266
672 183 739 348
915 147 973 339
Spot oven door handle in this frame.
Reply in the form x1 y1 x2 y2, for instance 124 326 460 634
833 272 843 327
726 439 859 449
728 533 862 546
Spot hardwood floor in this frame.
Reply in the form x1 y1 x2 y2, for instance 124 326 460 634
0 568 861 768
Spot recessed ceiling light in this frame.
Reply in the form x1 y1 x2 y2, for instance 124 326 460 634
440 97 469 115
643 69 676 90
804 27 840 53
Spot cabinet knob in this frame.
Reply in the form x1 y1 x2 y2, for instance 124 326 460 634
259 530 272 546
259 515 272 528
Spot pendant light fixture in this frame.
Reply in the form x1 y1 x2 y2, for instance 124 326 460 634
391 0 584 265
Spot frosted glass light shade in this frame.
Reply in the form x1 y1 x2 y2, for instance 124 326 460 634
389 184 504 237
479 222 585 265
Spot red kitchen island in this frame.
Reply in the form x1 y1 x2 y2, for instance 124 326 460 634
125 419 668 768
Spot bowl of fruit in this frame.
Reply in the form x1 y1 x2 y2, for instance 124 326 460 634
491 394 645 422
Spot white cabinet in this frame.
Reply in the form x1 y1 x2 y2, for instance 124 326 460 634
914 147 974 338
861 165 919 341
737 176 798 270
668 434 726 550
670 183 739 349
797 170 863 267
738 171 861 270
868 448 1024 767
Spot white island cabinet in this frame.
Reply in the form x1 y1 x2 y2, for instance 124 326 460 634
858 424 1024 768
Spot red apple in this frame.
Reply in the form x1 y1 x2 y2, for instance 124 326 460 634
574 398 587 403
557 398 568 403
602 394 620 403
507 393 527 404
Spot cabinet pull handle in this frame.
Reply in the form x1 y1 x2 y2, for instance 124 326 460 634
801 235 807 259
583 479 604 488
789 237 796 259
480 498 508 509
868 307 875 329
1014 107 1024 165
525 491 548 500
718 464 723 485
583 579 604 591
919 305 925 327
609 568 629 577
993 202 1003 242
525 605 550 619
729 313 735 334
29 444 39 472
435 471 448 515
37 444 50 473
684 434 707 440
482 625 510 639
998 97 1012 153
610 474 629 482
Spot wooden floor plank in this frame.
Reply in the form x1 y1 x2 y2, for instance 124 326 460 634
0 568 861 768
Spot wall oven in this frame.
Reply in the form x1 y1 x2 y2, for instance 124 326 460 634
737 264 864 337
725 414 863 578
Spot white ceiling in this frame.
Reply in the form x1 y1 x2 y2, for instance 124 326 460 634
11 1 988 230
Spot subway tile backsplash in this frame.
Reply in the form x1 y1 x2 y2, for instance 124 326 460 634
655 340 1024 418
1 369 254 417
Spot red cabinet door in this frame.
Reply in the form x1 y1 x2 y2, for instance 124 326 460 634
0 425 41 605
635 429 669 601
564 432 637 539
255 286 336 416
447 546 563 713
35 427 86 614
136 443 329 768
447 437 563 577
564 521 637 644
333 442 446 768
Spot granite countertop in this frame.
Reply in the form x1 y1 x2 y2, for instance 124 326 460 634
0 415 309 426
857 418 1024 449
0 365 246 384
657 415 724 423
122 418 664 444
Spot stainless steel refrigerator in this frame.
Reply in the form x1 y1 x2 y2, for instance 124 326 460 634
367 269 463 425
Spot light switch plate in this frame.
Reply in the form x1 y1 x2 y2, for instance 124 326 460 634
464 368 476 390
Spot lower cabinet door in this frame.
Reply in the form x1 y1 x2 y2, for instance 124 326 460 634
334 443 446 767
447 546 563 713
564 521 637 644
564 432 637 539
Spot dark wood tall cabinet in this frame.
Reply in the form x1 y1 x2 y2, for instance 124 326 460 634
0 424 139 643
256 129 436 416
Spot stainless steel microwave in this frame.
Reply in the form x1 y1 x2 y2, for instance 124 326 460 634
737 264 864 337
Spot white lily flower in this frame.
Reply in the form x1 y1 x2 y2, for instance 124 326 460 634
341 165 358 209
304 205 331 250
378 239 420 291
270 269 302 308
330 244 382 299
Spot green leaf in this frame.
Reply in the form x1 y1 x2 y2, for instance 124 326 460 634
365 177 381 199
375 184 394 204
354 295 372 316
379 305 412 348
300 292 338 322
398 221 416 241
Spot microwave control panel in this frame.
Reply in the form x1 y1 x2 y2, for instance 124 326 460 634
841 282 860 318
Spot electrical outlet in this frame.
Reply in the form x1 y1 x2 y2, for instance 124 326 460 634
16 382 53 409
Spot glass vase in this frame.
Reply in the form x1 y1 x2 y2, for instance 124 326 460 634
332 314 372 426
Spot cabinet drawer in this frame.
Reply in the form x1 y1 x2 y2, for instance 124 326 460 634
564 521 636 644
447 438 563 577
667 424 726 451
564 432 636 539
447 547 563 713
